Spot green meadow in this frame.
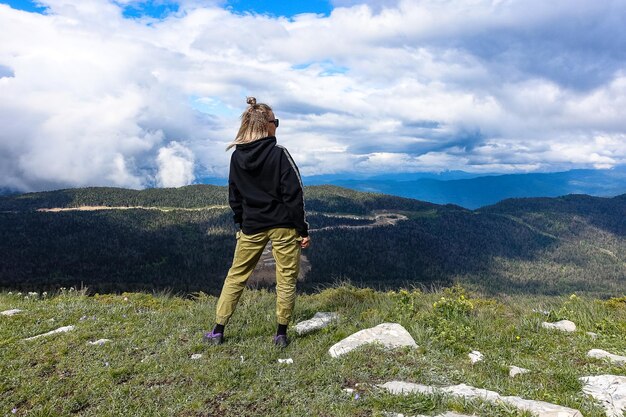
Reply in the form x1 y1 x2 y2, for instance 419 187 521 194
1 283 625 416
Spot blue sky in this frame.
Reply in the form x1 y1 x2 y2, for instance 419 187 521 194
1 0 334 18
1 0 46 13
0 0 625 191
225 0 332 17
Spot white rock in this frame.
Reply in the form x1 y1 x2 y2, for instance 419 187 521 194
328 323 417 358
190 353 203 360
384 412 477 417
23 325 75 340
1 308 23 316
383 410 476 416
509 365 530 378
579 374 626 417
277 358 293 364
542 320 576 332
87 338 111 345
343 388 355 394
468 350 483 364
587 349 626 366
438 413 478 417
586 331 598 339
441 384 502 402
377 380 583 417
295 312 339 335
496 393 583 417
378 381 437 396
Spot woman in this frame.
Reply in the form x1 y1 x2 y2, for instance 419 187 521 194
203 97 311 349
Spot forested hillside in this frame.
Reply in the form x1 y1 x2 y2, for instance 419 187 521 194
0 185 624 297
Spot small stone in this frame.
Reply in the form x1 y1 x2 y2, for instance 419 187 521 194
468 350 483 364
328 322 417 358
87 338 111 345
295 312 339 335
1 309 23 316
190 353 203 360
586 331 598 339
343 388 355 394
277 358 293 364
509 365 530 378
542 319 576 332
23 325 75 340
587 349 626 366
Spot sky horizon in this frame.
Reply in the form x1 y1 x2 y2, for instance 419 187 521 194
1 0 625 193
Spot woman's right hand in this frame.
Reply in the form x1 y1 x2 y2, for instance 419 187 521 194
300 236 310 249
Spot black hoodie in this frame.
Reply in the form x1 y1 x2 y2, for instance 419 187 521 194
229 136 309 237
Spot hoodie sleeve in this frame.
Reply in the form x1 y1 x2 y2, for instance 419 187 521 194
229 154 243 228
279 147 309 238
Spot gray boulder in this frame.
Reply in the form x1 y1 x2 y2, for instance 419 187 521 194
328 322 417 358
541 320 576 332
377 380 583 417
579 374 626 417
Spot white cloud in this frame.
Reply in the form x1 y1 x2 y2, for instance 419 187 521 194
0 0 625 192
156 141 195 187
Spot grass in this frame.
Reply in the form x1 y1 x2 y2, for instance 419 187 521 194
0 283 625 416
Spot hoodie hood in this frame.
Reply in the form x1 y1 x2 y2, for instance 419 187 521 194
234 136 277 171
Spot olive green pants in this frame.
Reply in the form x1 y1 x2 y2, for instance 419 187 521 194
215 227 303 326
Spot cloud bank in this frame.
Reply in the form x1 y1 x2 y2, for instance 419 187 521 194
0 0 625 192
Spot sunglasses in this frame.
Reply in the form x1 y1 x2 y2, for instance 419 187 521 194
268 119 279 128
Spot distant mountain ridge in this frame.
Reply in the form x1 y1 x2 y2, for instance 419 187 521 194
303 166 626 210
194 165 626 209
7 166 626 208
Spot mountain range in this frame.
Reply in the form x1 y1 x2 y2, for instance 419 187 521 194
1 184 624 297
198 165 626 209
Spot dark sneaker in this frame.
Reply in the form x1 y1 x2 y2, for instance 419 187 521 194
203 330 224 345
273 334 289 348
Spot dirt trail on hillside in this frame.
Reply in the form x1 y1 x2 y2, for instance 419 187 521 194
247 211 408 286
308 211 408 232
36 205 228 212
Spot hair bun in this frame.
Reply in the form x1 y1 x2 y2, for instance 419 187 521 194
246 97 257 106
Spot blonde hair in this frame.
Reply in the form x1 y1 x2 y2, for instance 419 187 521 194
225 97 274 151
